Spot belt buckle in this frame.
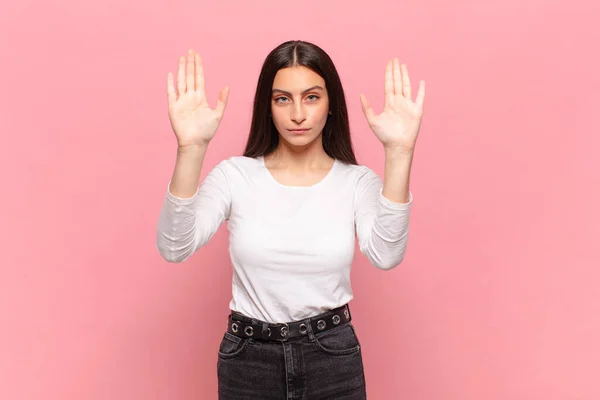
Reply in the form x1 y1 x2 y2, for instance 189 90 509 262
276 322 290 341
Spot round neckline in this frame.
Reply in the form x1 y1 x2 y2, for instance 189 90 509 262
258 156 339 189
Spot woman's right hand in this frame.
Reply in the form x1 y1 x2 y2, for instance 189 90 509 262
167 49 229 148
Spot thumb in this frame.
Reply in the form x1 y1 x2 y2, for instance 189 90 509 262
215 86 229 117
360 94 375 123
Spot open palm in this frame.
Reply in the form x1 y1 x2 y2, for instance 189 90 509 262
360 58 425 151
167 49 229 148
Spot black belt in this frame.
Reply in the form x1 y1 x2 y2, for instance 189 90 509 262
226 304 352 342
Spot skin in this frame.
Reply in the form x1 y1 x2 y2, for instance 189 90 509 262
264 66 335 187
359 58 426 203
166 49 425 204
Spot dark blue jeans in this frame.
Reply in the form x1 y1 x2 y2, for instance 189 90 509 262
217 312 367 399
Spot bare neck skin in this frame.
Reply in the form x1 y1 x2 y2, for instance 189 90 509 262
263 133 335 186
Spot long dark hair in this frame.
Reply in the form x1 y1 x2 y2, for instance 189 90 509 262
242 40 357 165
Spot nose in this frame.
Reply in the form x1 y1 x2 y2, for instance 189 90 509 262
290 102 306 124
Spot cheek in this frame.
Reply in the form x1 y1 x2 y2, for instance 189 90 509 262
270 108 286 127
309 106 329 125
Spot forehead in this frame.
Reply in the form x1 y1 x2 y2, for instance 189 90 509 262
272 66 325 91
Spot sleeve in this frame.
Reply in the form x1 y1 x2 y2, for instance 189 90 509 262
156 161 232 263
354 167 413 270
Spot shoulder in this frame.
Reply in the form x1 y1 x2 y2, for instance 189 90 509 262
206 156 264 188
213 155 262 175
335 160 381 187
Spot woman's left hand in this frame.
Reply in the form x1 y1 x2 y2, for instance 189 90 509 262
360 58 425 152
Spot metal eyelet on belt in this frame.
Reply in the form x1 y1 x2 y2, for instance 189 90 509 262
332 315 341 325
344 309 350 319
244 326 254 336
267 327 271 337
317 320 326 330
231 322 239 333
299 323 307 334
280 325 289 337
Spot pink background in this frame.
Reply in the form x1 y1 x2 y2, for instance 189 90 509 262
1 0 598 399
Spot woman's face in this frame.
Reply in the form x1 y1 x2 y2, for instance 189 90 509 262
270 66 330 148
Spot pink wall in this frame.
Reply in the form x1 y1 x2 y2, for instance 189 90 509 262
1 0 598 398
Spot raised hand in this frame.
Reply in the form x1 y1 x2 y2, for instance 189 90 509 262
360 58 425 152
167 49 229 148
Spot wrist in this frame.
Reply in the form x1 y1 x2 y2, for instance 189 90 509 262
177 143 209 156
384 145 414 159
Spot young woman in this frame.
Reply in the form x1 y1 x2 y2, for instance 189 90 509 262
157 40 425 400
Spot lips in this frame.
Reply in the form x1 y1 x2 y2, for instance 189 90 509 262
288 128 310 133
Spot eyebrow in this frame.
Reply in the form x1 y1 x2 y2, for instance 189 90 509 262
271 85 325 96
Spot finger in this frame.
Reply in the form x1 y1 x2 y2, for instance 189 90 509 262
177 55 185 96
215 86 230 117
385 60 394 108
393 58 402 96
415 80 425 110
360 93 376 123
167 72 176 107
401 63 412 99
186 49 195 93
195 53 205 94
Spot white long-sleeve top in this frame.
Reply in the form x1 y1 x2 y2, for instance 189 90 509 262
156 156 413 323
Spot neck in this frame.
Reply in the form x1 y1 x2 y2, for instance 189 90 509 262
267 134 333 170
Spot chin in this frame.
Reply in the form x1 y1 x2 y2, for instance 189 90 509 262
281 134 321 148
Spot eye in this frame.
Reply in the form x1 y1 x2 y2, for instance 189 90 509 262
307 95 320 101
274 96 289 104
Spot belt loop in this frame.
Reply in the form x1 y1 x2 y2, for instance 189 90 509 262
262 322 269 338
306 318 316 342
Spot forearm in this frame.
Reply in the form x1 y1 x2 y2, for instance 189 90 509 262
381 146 414 204
158 144 209 262
169 144 209 198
